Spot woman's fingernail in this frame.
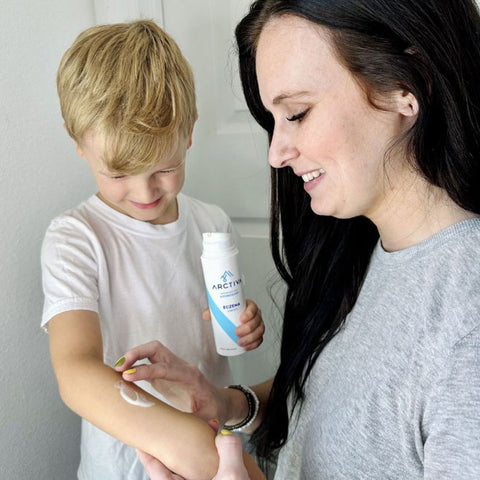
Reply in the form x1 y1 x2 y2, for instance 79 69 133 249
114 356 126 367
124 368 136 375
220 429 233 436
211 418 220 425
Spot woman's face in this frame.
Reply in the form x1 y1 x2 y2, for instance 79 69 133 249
255 15 415 221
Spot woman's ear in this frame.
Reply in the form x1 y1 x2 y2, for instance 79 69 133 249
396 90 419 117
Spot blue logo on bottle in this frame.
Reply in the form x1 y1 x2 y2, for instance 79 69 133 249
211 271 242 290
221 270 234 282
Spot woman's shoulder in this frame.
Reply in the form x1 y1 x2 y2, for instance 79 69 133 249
418 221 480 351
367 219 480 353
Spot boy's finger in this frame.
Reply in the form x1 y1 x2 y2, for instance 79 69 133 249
202 309 211 322
242 339 262 351
245 314 262 328
246 299 258 312
239 336 263 350
241 302 261 322
238 324 265 347
236 319 264 337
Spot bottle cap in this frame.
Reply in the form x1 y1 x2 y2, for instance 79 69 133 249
202 232 237 257
203 232 232 247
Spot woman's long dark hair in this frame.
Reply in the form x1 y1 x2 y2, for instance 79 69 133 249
235 0 480 463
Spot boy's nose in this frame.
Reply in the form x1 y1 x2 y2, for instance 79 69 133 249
132 179 158 203
268 129 299 169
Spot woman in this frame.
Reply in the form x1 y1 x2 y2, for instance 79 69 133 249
117 0 480 478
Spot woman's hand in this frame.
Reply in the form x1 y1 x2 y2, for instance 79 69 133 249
213 432 251 479
114 341 228 422
136 432 250 480
136 449 185 480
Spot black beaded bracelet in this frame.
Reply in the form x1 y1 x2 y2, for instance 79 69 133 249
223 384 260 432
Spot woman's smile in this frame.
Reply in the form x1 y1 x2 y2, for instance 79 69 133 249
301 169 326 193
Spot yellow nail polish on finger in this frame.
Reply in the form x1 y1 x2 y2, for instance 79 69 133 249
114 356 126 367
124 368 136 375
220 429 233 436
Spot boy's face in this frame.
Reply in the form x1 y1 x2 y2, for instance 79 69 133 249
76 131 191 224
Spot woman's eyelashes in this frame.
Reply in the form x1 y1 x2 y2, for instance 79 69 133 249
286 109 309 122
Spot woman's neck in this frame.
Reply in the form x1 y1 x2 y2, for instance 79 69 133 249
371 175 477 252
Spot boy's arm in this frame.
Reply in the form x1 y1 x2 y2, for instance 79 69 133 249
117 341 274 434
48 310 264 480
137 432 253 480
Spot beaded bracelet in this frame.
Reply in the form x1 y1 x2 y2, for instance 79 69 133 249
223 384 260 432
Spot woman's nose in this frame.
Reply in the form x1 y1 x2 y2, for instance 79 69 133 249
268 129 299 168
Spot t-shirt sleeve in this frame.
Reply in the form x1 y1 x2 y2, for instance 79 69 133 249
423 325 480 479
40 217 99 331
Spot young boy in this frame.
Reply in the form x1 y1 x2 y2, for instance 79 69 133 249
41 20 265 480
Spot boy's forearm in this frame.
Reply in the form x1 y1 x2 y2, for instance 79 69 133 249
55 356 219 480
48 309 265 480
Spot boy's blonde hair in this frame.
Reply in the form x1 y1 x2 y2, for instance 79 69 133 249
57 20 197 174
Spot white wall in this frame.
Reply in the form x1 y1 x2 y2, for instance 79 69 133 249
0 1 97 477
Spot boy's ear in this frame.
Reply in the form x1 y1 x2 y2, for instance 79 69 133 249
63 123 87 158
395 90 419 117
74 140 85 159
187 125 195 149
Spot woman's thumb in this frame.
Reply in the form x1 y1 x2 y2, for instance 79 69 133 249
214 431 250 479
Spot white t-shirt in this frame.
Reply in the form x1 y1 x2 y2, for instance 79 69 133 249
41 193 233 480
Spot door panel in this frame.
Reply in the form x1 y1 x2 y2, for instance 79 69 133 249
162 0 280 384
163 0 270 219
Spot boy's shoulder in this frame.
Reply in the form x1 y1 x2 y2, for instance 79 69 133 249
43 195 105 245
47 195 97 227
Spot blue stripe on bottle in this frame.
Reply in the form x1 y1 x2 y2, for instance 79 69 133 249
207 291 239 343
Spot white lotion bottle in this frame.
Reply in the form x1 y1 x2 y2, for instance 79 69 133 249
201 232 246 356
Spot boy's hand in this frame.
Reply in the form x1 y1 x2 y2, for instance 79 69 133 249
202 299 265 351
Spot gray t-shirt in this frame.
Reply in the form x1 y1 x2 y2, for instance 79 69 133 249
274 218 480 480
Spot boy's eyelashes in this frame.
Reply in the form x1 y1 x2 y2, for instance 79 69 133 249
156 168 177 175
107 165 182 180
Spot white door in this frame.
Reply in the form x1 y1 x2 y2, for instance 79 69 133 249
93 0 281 384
